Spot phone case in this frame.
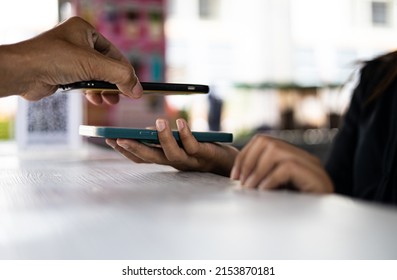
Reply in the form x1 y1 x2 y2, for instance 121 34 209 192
61 81 209 95
79 125 233 144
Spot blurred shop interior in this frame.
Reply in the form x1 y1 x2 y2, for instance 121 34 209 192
2 0 397 160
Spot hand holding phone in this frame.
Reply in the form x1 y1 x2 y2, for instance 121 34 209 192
61 80 209 95
104 119 238 178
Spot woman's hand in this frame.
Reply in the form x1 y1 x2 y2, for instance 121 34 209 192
0 16 143 103
106 117 333 194
106 118 239 176
230 134 334 193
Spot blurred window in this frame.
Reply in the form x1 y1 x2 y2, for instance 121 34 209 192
167 0 176 18
199 0 219 19
293 48 319 84
371 1 390 26
336 49 357 83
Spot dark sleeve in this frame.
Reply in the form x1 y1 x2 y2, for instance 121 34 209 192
325 72 364 196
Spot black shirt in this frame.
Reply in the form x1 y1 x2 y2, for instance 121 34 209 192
325 59 397 205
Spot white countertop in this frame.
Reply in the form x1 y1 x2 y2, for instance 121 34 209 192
1 142 397 259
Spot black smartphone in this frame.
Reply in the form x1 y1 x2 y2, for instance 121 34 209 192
61 81 209 95
79 125 233 144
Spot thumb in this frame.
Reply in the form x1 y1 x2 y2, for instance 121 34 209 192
80 52 143 99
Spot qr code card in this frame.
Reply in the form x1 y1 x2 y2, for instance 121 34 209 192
16 92 82 149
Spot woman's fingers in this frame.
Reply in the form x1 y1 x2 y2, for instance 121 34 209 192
84 90 120 105
116 138 173 165
106 139 147 163
106 118 237 177
231 134 331 193
257 160 333 193
175 119 201 156
232 135 273 182
155 119 188 163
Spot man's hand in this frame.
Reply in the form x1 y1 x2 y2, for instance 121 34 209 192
0 16 143 103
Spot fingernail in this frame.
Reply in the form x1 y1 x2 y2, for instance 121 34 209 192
116 140 128 150
132 78 143 98
156 119 166 132
240 175 246 185
119 144 128 149
259 179 271 190
176 119 185 130
244 175 255 188
106 139 116 148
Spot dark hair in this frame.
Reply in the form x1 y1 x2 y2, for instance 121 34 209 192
364 50 397 104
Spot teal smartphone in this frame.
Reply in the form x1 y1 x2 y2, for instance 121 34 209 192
79 125 233 144
61 81 209 95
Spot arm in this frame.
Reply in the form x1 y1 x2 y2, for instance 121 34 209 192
0 16 143 103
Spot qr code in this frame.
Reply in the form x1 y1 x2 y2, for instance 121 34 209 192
27 94 68 133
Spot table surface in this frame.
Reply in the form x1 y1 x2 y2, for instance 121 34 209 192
1 142 397 260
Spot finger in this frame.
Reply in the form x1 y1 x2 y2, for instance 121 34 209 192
105 138 117 148
116 138 170 164
106 139 147 163
175 119 200 156
257 160 323 193
116 145 148 163
90 31 143 99
156 119 188 163
82 51 143 99
242 150 273 189
237 135 267 184
175 118 220 170
92 29 128 62
83 90 120 105
267 137 321 166
230 136 256 180
260 139 322 174
84 90 103 105
115 140 149 163
102 92 120 105
242 140 295 189
257 161 295 190
241 140 272 185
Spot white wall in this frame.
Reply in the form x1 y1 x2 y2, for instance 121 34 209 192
0 0 58 44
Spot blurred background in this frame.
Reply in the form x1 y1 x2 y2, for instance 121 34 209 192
2 0 397 159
